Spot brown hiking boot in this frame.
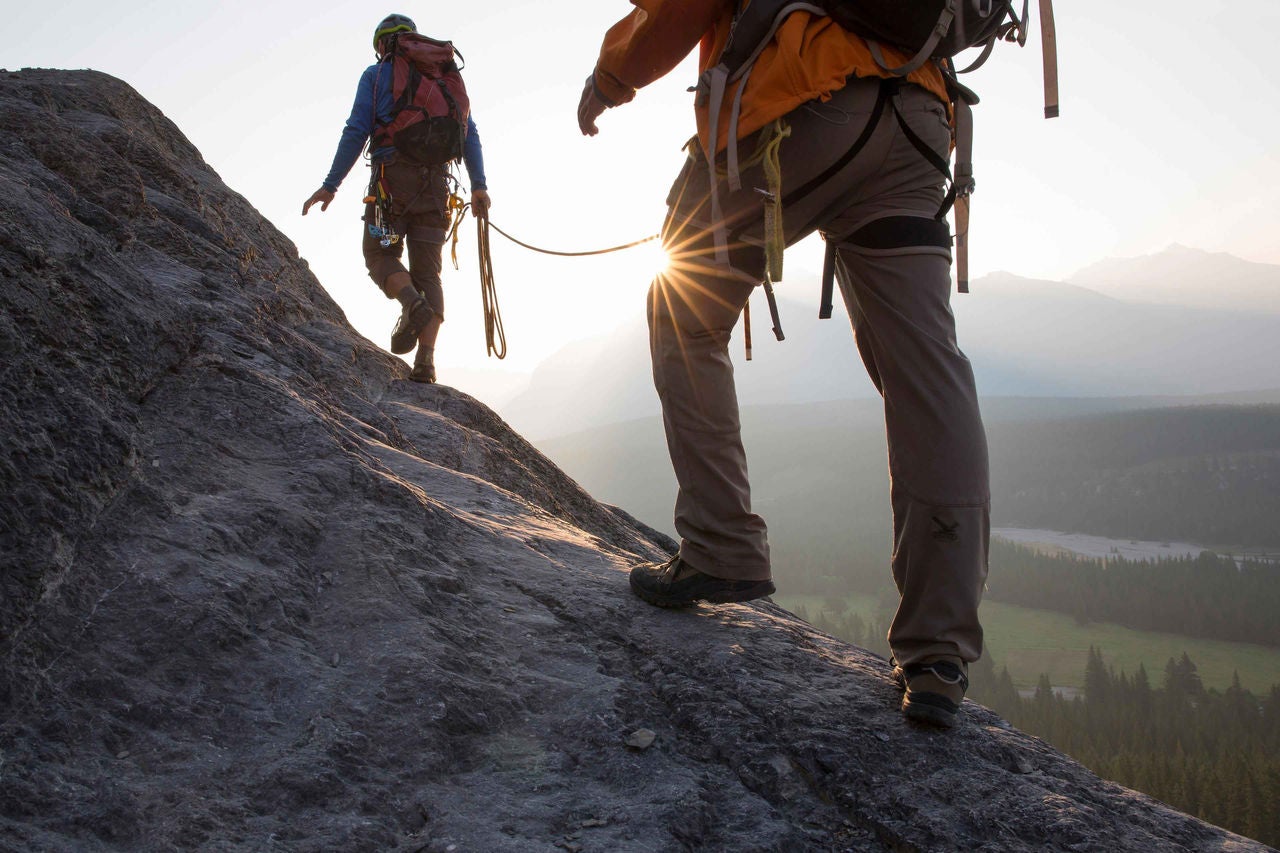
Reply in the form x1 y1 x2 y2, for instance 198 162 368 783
409 346 435 383
892 656 969 729
390 297 434 355
409 360 436 383
629 555 774 608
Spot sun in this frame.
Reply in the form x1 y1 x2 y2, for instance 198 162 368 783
638 238 672 277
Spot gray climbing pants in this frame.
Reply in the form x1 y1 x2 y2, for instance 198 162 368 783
649 75 989 666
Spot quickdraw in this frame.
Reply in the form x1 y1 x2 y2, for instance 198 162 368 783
362 163 400 247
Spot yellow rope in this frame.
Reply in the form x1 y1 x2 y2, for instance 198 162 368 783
477 215 506 360
447 192 468 270
760 118 791 284
443 194 505 358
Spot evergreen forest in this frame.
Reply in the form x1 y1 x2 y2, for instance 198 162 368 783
987 405 1280 547
985 540 1280 647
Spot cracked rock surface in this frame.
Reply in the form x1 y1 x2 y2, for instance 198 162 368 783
0 69 1269 852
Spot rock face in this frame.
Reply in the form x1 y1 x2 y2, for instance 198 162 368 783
0 69 1268 853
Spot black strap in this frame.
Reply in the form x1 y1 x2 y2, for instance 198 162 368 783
373 62 421 149
780 78 891 208
846 215 952 251
891 93 971 223
437 78 460 119
394 65 420 117
819 238 837 320
763 280 785 341
889 100 954 210
820 216 951 319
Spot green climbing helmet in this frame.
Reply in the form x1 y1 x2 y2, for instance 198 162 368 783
373 13 417 53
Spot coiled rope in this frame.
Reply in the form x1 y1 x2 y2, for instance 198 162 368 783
476 215 505 359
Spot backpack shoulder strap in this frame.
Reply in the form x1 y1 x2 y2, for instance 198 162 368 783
866 2 956 76
1039 0 1059 117
720 1 826 83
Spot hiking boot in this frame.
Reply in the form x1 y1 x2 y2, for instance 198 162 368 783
409 360 436 383
629 555 775 608
390 297 434 355
409 346 436 383
892 657 969 729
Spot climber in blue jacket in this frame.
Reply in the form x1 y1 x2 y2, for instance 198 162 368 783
303 13 490 384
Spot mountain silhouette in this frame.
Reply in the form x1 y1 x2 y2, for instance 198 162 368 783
503 266 1280 440
1070 244 1280 314
1 68 1267 852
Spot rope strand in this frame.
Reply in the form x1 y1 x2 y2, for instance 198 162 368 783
445 194 660 360
477 216 506 359
486 221 659 257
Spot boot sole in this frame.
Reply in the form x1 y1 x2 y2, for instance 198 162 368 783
901 695 960 729
629 576 775 608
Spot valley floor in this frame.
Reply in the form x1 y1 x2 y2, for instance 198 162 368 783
775 594 1280 695
993 527 1280 564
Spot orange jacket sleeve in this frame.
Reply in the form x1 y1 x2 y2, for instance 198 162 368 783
593 0 730 105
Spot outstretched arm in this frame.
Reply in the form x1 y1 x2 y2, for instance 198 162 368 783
303 65 381 217
579 0 727 135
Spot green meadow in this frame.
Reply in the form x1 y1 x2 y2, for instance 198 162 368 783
775 594 1280 694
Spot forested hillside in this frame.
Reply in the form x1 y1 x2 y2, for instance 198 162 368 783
986 652 1280 848
989 405 1280 547
986 540 1280 647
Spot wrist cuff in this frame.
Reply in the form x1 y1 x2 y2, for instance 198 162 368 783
591 74 619 108
592 68 636 108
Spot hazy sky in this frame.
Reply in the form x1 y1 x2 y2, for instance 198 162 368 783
5 1 1279 395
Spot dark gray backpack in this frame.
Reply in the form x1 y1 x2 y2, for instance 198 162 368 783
721 0 1057 103
698 0 1059 314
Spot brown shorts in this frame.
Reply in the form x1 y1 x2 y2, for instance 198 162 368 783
363 157 450 316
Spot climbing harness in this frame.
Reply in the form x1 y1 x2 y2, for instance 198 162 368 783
700 0 1060 303
363 163 400 247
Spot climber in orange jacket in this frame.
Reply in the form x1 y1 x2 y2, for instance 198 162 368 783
580 0 990 729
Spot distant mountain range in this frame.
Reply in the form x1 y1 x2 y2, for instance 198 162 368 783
502 246 1280 439
1070 244 1280 314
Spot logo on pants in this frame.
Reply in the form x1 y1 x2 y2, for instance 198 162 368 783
931 516 959 542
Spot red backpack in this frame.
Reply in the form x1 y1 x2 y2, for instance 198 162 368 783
372 34 470 166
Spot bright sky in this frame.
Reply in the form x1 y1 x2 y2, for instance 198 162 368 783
6 1 1280 398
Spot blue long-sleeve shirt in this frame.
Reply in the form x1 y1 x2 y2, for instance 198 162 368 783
322 61 487 192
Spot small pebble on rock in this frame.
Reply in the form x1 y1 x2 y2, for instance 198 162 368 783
625 728 656 750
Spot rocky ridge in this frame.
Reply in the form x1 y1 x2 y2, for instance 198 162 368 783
0 69 1269 852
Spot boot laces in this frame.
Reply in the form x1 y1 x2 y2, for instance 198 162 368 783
657 556 682 587
920 662 967 687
